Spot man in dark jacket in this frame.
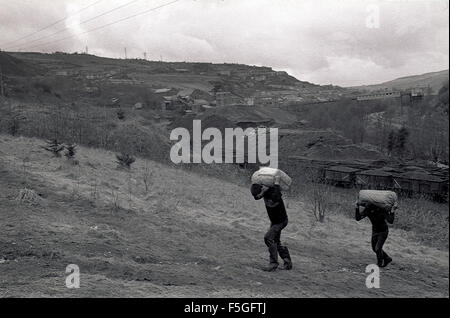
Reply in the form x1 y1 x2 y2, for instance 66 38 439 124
355 202 395 267
251 176 292 272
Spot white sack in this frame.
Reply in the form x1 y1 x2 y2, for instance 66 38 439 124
251 167 292 191
358 190 398 211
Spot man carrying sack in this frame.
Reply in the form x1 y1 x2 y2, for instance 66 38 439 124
251 174 293 272
355 190 397 268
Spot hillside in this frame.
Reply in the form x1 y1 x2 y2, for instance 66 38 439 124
351 70 449 94
0 135 448 297
0 52 45 76
1 51 346 104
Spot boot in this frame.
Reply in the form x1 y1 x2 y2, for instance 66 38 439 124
381 256 392 268
262 263 278 272
283 258 293 270
278 246 292 270
263 244 279 271
376 251 384 267
268 244 279 265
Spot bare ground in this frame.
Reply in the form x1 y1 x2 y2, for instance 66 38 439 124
0 135 448 297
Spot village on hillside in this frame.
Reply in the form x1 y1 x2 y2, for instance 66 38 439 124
0 51 448 200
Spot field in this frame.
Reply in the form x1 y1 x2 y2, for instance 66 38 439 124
0 135 448 297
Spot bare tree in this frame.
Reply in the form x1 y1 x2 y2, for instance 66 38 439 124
303 169 330 223
142 162 153 193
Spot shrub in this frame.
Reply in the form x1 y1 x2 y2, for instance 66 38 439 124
117 109 125 120
116 153 135 169
42 139 64 157
64 143 77 159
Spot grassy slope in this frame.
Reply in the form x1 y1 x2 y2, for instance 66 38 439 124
0 135 448 297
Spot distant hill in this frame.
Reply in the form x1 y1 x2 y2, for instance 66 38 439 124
351 70 449 94
3 51 345 101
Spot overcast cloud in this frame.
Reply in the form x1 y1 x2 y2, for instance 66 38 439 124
0 0 448 86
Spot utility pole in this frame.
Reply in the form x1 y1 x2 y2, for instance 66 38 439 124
124 47 127 59
85 46 88 54
0 66 4 97
143 52 147 60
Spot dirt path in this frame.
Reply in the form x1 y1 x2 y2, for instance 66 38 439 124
0 135 448 297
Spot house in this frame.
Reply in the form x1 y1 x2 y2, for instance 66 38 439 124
215 91 244 107
254 96 275 106
154 88 172 94
85 73 103 80
109 79 141 85
190 89 214 102
193 99 209 106
56 70 69 76
324 166 360 187
191 99 209 113
356 91 401 101
218 70 231 76
235 119 274 130
202 105 214 111
85 86 99 94
282 95 303 103
393 171 448 197
355 169 394 190
177 88 195 99
162 96 188 111
252 75 266 82
244 97 255 106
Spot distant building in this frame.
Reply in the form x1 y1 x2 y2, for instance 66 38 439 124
177 88 195 99
191 99 209 113
356 91 401 101
190 89 214 102
154 88 172 94
325 166 360 187
244 97 255 106
215 91 244 107
236 119 274 129
254 96 275 106
282 95 303 103
218 70 231 76
193 99 209 106
252 75 266 82
109 79 143 85
56 70 69 76
86 73 103 80
162 96 188 111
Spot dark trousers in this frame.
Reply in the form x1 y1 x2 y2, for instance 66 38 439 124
264 219 291 265
371 230 389 265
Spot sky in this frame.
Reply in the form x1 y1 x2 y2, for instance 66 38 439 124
0 0 448 86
